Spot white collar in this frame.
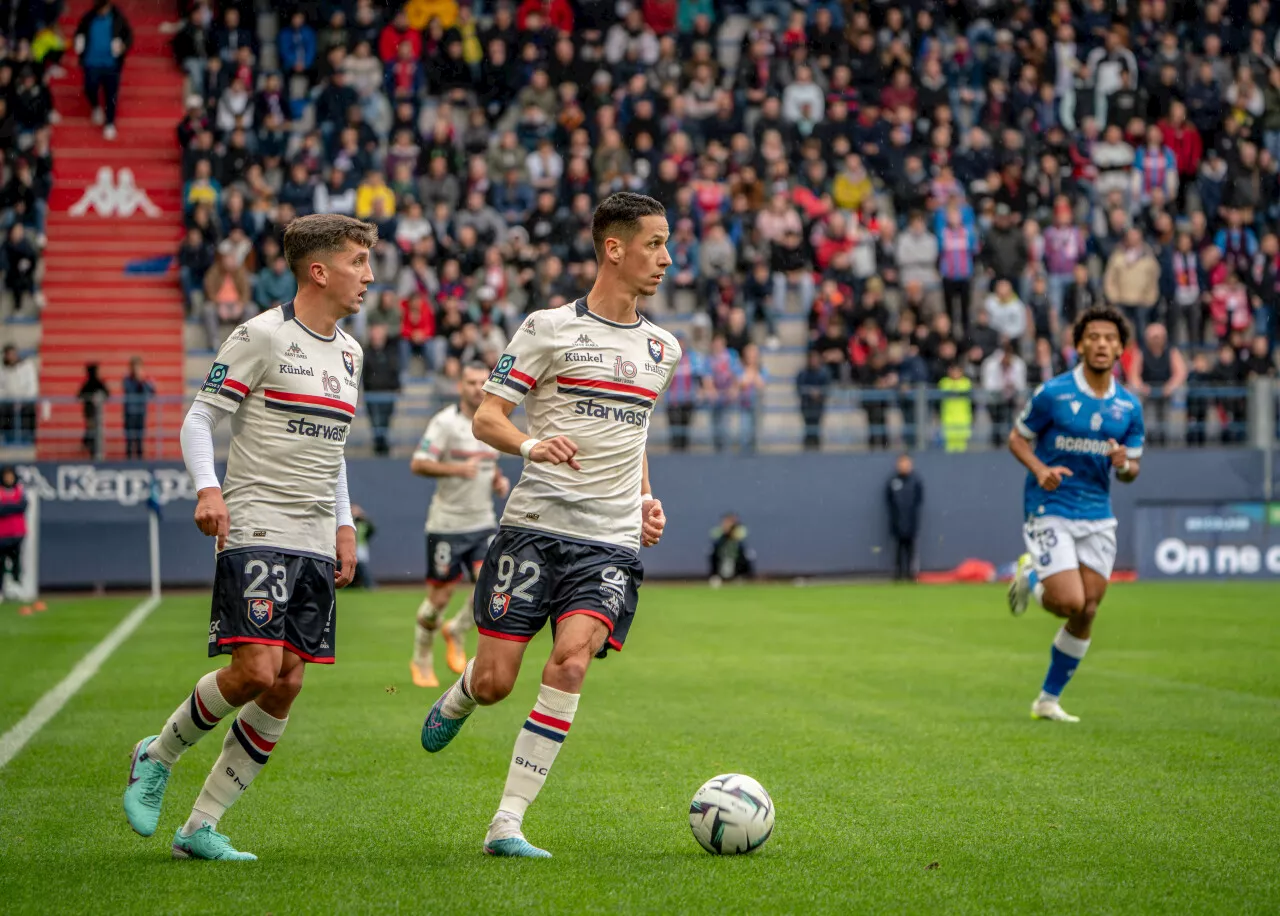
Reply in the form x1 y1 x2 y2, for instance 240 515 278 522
1073 363 1115 399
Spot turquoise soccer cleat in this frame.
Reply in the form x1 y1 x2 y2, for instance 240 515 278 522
171 824 258 861
123 736 170 837
420 690 470 753
484 836 552 858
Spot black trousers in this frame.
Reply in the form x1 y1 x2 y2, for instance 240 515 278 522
366 400 395 456
893 535 916 581
124 413 146 459
668 403 694 451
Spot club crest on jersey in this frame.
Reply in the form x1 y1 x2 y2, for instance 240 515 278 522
247 599 273 628
647 338 665 363
1090 413 1103 431
343 351 355 376
488 592 511 620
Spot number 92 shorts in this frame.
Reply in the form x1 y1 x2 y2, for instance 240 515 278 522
1023 515 1118 581
472 527 644 658
208 548 337 664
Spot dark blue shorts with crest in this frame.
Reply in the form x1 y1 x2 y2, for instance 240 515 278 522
472 527 643 657
209 548 336 664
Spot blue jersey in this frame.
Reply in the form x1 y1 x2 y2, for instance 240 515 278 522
1014 366 1145 521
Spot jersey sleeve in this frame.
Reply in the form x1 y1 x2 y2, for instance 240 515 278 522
657 339 684 396
483 315 557 405
193 324 269 413
1124 400 1145 459
413 410 452 462
1014 383 1053 439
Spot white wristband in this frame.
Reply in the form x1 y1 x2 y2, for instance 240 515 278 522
519 438 540 460
641 492 654 501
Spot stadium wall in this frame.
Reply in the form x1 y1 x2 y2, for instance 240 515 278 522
20 449 1269 589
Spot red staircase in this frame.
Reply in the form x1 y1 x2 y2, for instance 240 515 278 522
40 0 186 460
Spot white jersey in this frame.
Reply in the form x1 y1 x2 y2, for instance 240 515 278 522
194 303 363 560
413 403 501 534
484 299 681 551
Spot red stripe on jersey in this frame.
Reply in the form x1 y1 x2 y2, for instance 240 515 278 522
555 376 658 398
508 369 537 388
528 710 572 732
238 719 278 753
222 378 249 396
263 388 355 414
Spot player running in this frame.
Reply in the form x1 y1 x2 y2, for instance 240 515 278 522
419 192 678 858
1006 304 1144 723
122 214 375 860
409 362 509 687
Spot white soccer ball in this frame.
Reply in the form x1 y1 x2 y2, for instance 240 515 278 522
688 773 774 855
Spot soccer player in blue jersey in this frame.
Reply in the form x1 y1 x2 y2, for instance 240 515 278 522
1006 305 1144 722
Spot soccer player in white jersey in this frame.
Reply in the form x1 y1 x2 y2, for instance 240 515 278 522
121 214 375 860
420 192 678 858
409 362 510 687
1007 305 1145 723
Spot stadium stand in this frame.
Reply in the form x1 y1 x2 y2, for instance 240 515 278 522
12 0 1280 457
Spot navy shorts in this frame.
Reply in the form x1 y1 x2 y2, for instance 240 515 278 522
426 529 494 586
209 548 336 664
472 527 644 657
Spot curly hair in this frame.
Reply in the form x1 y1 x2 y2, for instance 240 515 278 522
1072 304 1131 350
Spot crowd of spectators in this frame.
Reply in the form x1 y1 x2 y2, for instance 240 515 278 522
170 0 1280 450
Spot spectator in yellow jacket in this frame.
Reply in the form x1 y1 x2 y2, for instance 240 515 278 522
355 170 396 220
405 0 458 30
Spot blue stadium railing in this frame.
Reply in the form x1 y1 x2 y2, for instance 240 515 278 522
2 383 1266 460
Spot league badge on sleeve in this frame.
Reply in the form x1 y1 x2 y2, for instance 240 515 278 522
201 362 229 394
490 354 516 385
488 592 511 620
648 338 665 363
247 598 273 628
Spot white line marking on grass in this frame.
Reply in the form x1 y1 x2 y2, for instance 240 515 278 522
0 595 161 770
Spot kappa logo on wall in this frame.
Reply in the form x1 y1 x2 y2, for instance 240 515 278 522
68 167 161 218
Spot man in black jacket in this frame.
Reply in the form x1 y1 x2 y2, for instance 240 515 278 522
362 323 401 456
886 453 923 581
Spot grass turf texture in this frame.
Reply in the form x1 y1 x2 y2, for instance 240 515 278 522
1 583 1277 914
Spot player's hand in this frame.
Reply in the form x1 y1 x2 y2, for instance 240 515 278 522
335 525 357 588
641 497 666 548
493 474 510 499
1035 465 1074 492
194 487 230 551
1106 439 1127 469
530 435 582 471
457 458 481 479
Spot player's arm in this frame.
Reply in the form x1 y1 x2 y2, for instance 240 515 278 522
1110 402 1145 484
334 458 356 587
641 449 665 548
187 324 269 547
473 319 579 468
410 417 478 479
1009 384 1073 492
473 394 581 468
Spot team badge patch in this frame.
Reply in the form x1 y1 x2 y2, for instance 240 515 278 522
490 354 516 385
247 599 273 628
648 338 664 363
343 351 355 377
489 592 511 620
201 362 229 394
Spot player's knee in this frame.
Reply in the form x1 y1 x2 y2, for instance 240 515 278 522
546 646 591 691
470 666 514 705
1075 601 1099 625
230 661 277 697
272 663 305 701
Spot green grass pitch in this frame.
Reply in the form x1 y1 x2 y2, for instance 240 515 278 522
1 582 1278 914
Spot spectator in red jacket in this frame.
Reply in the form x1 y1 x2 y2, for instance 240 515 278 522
1159 100 1203 207
401 293 437 373
378 10 421 64
516 0 573 32
642 0 677 35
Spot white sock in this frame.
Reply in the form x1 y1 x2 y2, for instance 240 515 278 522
186 701 287 834
1053 627 1091 659
414 598 446 665
494 684 579 826
440 658 477 720
445 600 474 635
149 671 235 767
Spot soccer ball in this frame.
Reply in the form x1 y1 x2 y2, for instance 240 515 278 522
688 773 774 854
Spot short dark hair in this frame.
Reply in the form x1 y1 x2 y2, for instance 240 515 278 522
590 192 666 260
1072 304 1131 350
283 213 379 280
